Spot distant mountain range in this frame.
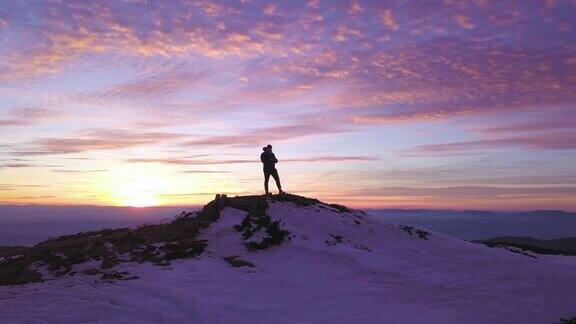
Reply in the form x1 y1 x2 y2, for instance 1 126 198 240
0 205 189 246
477 236 576 256
1 205 576 246
369 209 576 240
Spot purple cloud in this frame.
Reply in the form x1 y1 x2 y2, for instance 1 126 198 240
10 108 62 120
178 170 235 174
95 69 210 101
409 131 576 153
14 129 186 155
330 186 576 198
2 1 574 127
0 108 64 128
0 119 30 127
182 123 348 148
0 163 35 168
50 169 108 174
125 155 378 165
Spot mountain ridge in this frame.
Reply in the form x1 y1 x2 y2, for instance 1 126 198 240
478 236 576 256
1 193 576 323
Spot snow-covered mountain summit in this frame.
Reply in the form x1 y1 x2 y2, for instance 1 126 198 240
1 194 576 323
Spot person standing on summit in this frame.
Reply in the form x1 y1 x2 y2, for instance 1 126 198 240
260 144 283 195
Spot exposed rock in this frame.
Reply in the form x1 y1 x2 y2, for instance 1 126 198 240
223 256 255 268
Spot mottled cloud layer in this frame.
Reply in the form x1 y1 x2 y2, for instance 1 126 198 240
0 0 575 208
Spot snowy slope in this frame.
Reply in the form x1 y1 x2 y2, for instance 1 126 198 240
1 196 576 323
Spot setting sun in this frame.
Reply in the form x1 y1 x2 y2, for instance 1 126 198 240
109 166 172 207
118 190 158 208
116 178 161 207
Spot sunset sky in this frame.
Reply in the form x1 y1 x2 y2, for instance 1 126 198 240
0 0 575 210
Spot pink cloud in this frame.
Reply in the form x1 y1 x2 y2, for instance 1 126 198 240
178 170 235 174
2 0 573 131
1 163 35 168
409 131 576 153
96 69 209 101
454 15 474 29
379 9 399 31
327 185 576 199
182 124 348 148
0 108 64 129
0 119 31 127
50 169 108 173
479 113 576 134
125 155 378 165
370 186 576 196
15 129 186 155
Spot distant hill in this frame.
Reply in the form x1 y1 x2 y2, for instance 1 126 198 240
477 236 576 256
0 205 190 246
369 209 576 240
3 205 575 246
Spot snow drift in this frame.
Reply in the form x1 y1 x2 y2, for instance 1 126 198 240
1 194 575 323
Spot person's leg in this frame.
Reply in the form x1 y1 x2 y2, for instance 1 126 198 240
264 169 271 194
271 169 282 193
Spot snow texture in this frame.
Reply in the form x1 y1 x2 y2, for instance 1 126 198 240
1 200 576 323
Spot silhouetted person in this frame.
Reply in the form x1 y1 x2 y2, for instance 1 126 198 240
260 144 283 195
